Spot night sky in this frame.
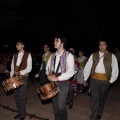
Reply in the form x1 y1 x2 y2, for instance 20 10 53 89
0 1 120 54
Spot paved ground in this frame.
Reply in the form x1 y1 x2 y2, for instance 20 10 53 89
0 76 120 120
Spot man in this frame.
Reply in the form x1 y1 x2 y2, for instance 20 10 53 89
46 34 74 120
38 43 52 85
83 39 119 120
10 40 32 120
115 47 120 71
0 60 7 86
67 48 79 109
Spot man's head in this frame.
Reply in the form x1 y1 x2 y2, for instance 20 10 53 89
54 34 67 50
43 44 50 53
78 49 85 57
69 48 75 55
16 40 25 51
98 39 108 52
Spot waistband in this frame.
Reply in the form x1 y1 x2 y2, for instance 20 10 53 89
92 73 108 80
59 80 69 82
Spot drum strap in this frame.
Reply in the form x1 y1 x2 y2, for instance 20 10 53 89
17 62 22 71
53 56 60 74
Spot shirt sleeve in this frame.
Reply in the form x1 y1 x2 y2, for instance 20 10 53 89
58 53 75 81
83 54 93 81
46 55 52 75
20 53 32 75
10 55 14 77
109 54 119 83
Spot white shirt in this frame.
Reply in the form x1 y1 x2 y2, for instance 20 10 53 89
10 51 32 77
46 50 75 81
84 51 119 83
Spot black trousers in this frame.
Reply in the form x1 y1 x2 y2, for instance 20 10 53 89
14 76 28 118
52 81 70 120
89 78 110 120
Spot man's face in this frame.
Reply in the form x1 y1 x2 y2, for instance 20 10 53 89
54 38 63 49
43 45 49 52
79 51 83 57
99 41 107 52
16 42 24 51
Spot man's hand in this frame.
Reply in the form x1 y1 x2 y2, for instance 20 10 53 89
83 80 88 87
47 74 59 81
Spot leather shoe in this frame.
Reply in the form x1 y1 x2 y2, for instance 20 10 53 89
97 114 101 119
14 114 20 119
19 117 25 120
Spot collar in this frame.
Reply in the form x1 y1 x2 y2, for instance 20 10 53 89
55 49 65 56
18 50 24 54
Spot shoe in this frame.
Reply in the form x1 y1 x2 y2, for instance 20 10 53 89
19 117 25 120
77 90 82 94
88 91 91 96
69 104 73 109
66 101 69 105
88 90 91 96
14 114 20 119
74 93 77 98
97 114 101 119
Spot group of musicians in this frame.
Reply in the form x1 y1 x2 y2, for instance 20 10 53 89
4 34 119 120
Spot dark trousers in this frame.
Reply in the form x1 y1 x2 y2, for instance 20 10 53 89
89 78 110 120
77 83 84 91
52 81 70 120
14 76 28 118
67 82 74 106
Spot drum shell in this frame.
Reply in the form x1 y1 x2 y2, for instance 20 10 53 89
37 82 59 100
2 76 24 92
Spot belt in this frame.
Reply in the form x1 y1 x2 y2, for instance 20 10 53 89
59 80 69 82
92 73 108 80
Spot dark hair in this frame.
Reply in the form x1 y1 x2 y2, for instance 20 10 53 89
69 50 74 55
54 34 67 48
43 43 50 48
98 39 108 46
79 49 85 55
16 40 25 45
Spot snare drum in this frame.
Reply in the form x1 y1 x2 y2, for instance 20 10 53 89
37 82 59 100
2 76 24 92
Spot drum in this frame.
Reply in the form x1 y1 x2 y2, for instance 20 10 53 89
2 76 24 92
37 82 59 100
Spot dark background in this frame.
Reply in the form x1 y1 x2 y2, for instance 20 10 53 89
0 0 120 55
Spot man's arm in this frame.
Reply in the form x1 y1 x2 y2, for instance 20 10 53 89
83 54 93 86
58 53 74 81
83 54 93 81
20 53 32 75
10 55 14 77
109 54 119 83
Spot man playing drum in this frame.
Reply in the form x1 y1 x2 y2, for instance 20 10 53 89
46 34 74 120
10 40 32 120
